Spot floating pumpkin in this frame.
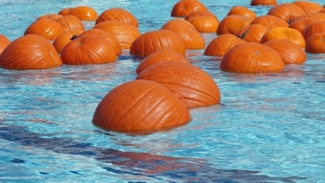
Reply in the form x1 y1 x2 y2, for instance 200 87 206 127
261 27 305 48
93 20 141 49
136 49 189 74
137 62 221 109
55 15 86 33
92 79 192 134
250 15 289 29
0 34 62 70
187 15 219 33
184 10 218 21
60 35 117 65
293 1 323 13
302 20 325 41
204 34 246 57
52 30 84 53
96 8 138 27
67 5 98 21
79 28 122 56
267 3 306 23
161 19 205 49
250 0 277 6
220 42 284 73
292 12 325 22
288 18 319 35
263 39 306 64
305 32 325 54
130 29 186 57
36 13 63 21
24 19 64 41
171 0 208 17
236 24 269 42
217 15 253 35
0 34 10 56
227 6 257 19
58 7 73 16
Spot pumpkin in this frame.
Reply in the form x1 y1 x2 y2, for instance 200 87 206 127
55 15 86 33
260 27 305 48
217 15 253 35
187 15 219 33
204 34 246 56
288 18 319 35
305 32 325 54
267 3 306 23
79 28 122 56
67 5 98 21
250 0 277 6
263 39 306 64
0 34 10 56
52 30 84 53
24 19 64 41
293 1 323 13
161 19 205 50
292 12 325 22
96 8 138 27
250 15 289 29
236 24 269 42
92 79 192 134
227 6 257 19
58 7 73 16
220 42 284 73
130 29 186 57
0 34 62 70
93 20 141 49
136 62 221 109
320 9 325 14
184 10 218 21
136 49 189 74
36 14 63 21
302 20 325 41
171 0 208 17
60 35 118 65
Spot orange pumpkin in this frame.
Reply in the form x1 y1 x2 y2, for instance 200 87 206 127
293 1 323 13
263 39 306 64
96 8 138 27
292 12 325 22
305 32 325 54
60 35 117 65
36 14 63 21
320 9 325 14
24 19 64 41
288 18 319 35
92 79 192 134
67 5 98 21
136 49 189 74
136 62 221 109
236 24 269 42
184 10 218 21
250 0 277 6
52 30 84 53
0 34 10 56
55 15 86 33
58 7 73 16
93 20 141 49
171 0 208 17
0 34 62 70
130 29 186 57
161 19 205 49
187 15 219 33
204 34 246 56
217 15 253 35
260 27 305 48
267 3 306 23
250 15 289 29
302 20 325 41
220 42 284 73
79 28 122 56
227 6 257 19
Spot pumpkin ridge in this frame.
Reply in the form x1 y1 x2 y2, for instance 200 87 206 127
150 101 179 129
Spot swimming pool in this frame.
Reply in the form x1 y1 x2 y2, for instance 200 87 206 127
1 0 325 182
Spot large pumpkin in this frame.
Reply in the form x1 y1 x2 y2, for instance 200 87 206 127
60 35 118 65
93 20 141 49
136 49 190 74
24 19 64 41
52 30 84 53
136 62 221 109
217 15 253 35
250 15 289 29
250 0 277 6
227 6 257 19
302 20 325 41
96 8 138 27
161 19 205 50
0 34 62 70
67 5 98 21
267 3 306 23
261 27 305 48
55 15 86 33
204 34 246 57
293 1 323 13
0 34 10 56
36 13 63 21
92 79 192 134
288 18 319 35
130 29 186 57
171 0 208 17
305 32 325 54
236 24 269 42
292 12 325 22
187 15 219 33
220 42 284 73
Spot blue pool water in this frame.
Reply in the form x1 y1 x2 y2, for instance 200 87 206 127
1 0 325 182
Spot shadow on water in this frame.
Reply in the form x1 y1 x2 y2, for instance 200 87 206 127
0 124 304 183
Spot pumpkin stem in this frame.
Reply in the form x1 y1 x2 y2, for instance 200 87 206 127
238 29 248 39
286 19 292 24
70 34 78 40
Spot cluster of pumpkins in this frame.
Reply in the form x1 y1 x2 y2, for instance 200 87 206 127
0 0 324 134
